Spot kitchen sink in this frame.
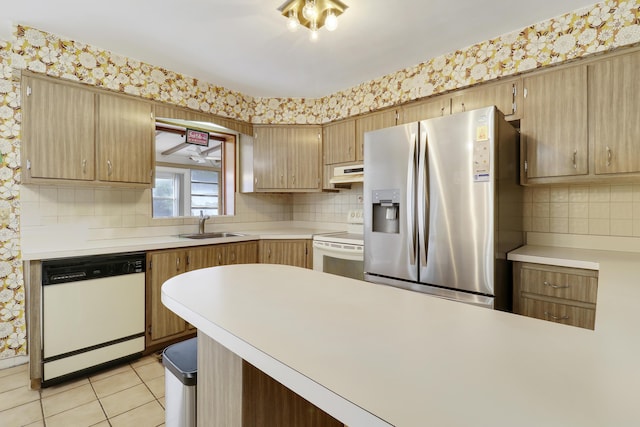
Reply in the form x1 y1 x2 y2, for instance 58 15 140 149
179 232 246 239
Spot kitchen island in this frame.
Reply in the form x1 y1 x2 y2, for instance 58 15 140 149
161 256 640 427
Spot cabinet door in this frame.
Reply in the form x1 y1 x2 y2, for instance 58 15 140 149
254 127 288 190
22 76 95 181
590 52 640 175
147 250 187 344
399 96 450 124
355 110 397 161
227 241 258 264
288 127 321 190
521 66 588 179
451 80 517 117
323 119 356 164
97 94 154 184
259 240 309 268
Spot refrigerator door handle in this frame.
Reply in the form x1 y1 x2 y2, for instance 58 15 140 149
417 128 428 268
407 133 417 266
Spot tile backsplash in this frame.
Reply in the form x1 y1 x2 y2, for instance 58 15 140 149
523 184 640 237
21 183 640 239
19 185 295 239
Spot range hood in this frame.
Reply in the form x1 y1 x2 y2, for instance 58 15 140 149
329 164 364 184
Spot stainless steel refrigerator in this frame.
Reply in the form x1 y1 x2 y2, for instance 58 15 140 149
363 106 523 310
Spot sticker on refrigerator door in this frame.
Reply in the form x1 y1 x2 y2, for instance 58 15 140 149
473 139 490 182
476 125 489 141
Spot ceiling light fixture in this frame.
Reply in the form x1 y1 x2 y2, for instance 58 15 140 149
278 0 348 40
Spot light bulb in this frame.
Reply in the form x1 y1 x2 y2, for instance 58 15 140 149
325 9 338 31
302 0 318 21
310 20 319 41
287 10 299 32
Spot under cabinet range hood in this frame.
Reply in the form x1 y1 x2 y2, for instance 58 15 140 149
329 164 364 184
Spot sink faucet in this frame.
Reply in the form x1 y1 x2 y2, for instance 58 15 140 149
198 210 210 234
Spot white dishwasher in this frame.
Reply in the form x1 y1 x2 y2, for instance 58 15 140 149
41 252 146 386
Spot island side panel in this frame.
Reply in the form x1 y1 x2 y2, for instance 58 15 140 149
197 333 243 427
242 362 344 427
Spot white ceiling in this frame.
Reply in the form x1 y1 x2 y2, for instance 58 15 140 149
1 0 597 99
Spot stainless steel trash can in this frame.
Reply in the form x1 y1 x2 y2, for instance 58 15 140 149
163 337 197 427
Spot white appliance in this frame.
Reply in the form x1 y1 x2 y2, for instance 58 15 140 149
41 252 146 386
313 210 364 280
329 164 364 184
364 106 523 310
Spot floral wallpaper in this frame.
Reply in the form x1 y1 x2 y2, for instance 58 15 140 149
0 39 25 360
0 0 639 361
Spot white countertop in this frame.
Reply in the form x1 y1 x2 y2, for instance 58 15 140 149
21 225 340 260
161 250 640 427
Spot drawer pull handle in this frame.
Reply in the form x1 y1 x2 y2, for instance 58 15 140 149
544 281 569 289
544 311 570 321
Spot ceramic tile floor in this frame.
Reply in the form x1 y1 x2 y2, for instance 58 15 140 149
0 354 166 427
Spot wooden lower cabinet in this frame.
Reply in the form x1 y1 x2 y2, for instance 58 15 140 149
146 241 258 349
513 262 598 330
259 239 312 269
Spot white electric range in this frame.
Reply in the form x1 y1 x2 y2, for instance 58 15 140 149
312 210 364 280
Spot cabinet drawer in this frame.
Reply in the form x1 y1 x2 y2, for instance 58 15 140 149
522 297 595 329
521 267 598 303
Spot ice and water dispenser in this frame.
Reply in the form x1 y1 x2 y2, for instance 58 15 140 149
371 189 400 234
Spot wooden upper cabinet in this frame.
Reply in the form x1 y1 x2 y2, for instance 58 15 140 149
22 75 96 181
451 80 518 118
21 72 154 187
253 126 321 191
97 94 154 184
323 119 356 164
288 127 321 189
399 95 450 124
521 66 588 179
254 126 288 190
589 51 640 175
355 109 397 161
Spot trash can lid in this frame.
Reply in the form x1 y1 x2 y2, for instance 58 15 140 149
162 337 197 386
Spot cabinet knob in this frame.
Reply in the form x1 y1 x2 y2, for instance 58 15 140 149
107 160 113 176
82 159 87 174
572 150 577 169
606 146 612 167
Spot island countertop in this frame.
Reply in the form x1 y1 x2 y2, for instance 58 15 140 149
161 255 640 427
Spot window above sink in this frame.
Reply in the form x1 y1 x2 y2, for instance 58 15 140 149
152 118 237 218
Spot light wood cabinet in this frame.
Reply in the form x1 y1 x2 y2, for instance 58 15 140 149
147 241 258 348
521 65 589 180
227 241 258 265
288 127 322 190
259 239 311 269
21 72 154 187
398 79 519 125
399 95 450 124
355 109 398 161
97 94 154 184
589 51 640 175
254 126 321 192
451 80 518 118
513 262 598 330
22 74 96 181
147 249 188 345
323 119 356 164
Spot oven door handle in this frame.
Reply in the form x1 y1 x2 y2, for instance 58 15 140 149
312 241 363 255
